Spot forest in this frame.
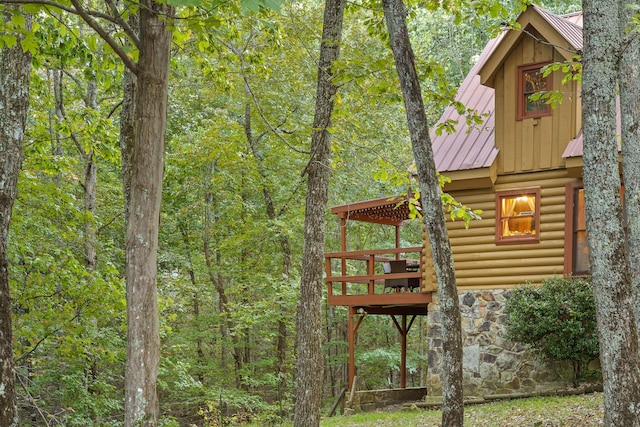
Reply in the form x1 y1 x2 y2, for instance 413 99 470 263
0 0 584 426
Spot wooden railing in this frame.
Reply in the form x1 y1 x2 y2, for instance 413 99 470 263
325 247 425 298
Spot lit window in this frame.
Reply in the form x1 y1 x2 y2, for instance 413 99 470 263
495 189 540 244
517 63 552 120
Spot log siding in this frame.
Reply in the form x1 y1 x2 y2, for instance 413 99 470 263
446 169 581 289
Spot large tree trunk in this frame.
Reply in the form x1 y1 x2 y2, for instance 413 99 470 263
582 2 640 425
0 8 32 427
123 2 174 425
618 1 640 337
381 0 463 425
293 0 345 425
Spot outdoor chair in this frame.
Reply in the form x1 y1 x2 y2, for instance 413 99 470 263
383 260 409 292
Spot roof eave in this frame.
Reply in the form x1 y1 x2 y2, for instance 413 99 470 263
441 162 498 192
479 6 581 88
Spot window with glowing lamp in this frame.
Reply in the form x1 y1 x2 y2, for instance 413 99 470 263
495 188 541 244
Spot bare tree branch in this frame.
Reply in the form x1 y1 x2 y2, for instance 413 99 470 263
105 0 140 46
69 0 139 73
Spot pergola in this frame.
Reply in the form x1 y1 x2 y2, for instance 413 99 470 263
325 195 434 391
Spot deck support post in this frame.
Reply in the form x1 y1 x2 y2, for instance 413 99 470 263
348 306 355 391
390 314 418 389
347 306 367 391
401 315 407 388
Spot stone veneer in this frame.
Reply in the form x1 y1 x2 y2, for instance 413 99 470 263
427 289 574 398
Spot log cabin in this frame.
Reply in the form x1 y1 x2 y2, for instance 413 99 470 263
326 5 591 400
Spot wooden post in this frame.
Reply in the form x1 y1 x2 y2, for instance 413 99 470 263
391 314 418 389
368 254 375 294
395 224 401 259
348 307 367 391
401 314 407 389
341 218 347 294
348 306 355 391
326 257 333 297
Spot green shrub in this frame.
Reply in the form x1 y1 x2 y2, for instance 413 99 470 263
504 277 599 387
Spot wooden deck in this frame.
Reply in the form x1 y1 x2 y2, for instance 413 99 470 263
325 247 433 313
326 197 434 390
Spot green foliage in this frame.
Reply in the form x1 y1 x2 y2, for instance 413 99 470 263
4 0 584 424
529 56 582 108
504 277 599 386
351 316 427 390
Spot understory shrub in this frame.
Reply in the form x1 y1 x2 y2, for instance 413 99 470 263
503 277 599 387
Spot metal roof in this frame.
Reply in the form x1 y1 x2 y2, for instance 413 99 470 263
534 6 583 52
432 6 584 172
563 95 621 159
432 36 501 172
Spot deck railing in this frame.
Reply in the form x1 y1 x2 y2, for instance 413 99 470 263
325 247 426 298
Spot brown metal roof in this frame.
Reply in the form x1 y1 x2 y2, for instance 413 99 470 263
433 6 583 172
563 131 584 158
563 95 621 159
534 6 583 52
330 195 419 226
432 35 501 172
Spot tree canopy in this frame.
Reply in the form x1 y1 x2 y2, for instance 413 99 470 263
0 0 590 425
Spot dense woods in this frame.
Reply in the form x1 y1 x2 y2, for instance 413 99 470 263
0 0 598 426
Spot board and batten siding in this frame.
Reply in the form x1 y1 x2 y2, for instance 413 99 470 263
493 35 581 175
445 169 580 289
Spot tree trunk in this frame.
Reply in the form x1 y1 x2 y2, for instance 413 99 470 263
83 151 98 270
120 69 136 219
582 2 640 425
0 8 32 427
242 80 292 387
618 1 640 337
293 0 345 425
202 166 244 387
179 224 205 382
123 2 174 425
381 0 463 425
82 79 98 271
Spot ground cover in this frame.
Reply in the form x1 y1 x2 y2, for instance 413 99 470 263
318 392 604 426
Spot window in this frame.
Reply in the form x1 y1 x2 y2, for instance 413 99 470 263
495 188 541 244
564 183 625 276
517 62 552 120
564 184 590 276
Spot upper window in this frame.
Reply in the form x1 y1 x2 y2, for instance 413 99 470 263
495 188 541 244
517 62 552 120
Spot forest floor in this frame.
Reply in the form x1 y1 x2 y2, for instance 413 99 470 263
318 391 604 426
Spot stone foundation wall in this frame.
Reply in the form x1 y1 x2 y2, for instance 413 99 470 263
427 289 574 398
346 387 427 413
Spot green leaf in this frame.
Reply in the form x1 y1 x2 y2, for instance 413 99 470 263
2 35 17 48
11 13 26 28
168 0 201 5
20 33 38 54
240 0 261 13
262 0 282 13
